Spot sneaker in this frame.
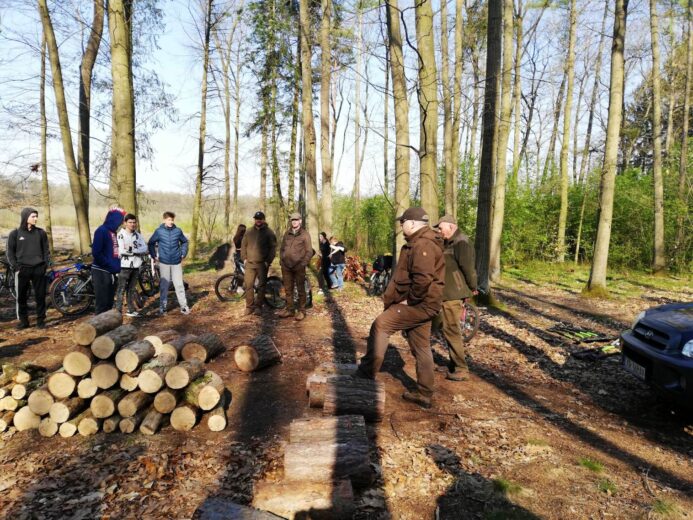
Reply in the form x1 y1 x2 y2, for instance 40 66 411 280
16 321 30 330
402 390 432 409
276 309 295 318
181 307 191 315
125 311 141 318
294 311 306 321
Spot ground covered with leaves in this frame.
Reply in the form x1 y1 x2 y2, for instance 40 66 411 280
0 262 691 519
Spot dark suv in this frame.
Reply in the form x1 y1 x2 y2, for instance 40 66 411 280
620 302 693 405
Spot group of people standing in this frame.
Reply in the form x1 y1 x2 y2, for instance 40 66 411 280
319 233 346 292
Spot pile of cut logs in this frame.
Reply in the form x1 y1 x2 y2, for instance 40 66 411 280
3 310 229 437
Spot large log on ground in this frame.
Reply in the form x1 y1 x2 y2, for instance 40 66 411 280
77 411 102 436
14 406 41 431
119 409 146 433
63 347 94 376
91 324 138 359
183 371 225 410
47 369 76 399
181 333 225 363
119 370 140 391
140 409 166 435
38 417 58 437
307 374 354 408
91 389 125 418
143 330 179 356
117 390 153 417
27 384 53 415
202 390 231 432
322 377 386 423
102 414 122 433
153 388 180 414
284 439 372 487
170 403 199 431
137 354 177 393
49 397 87 423
0 410 16 432
252 480 355 520
91 362 119 389
73 310 123 346
234 336 281 372
77 378 98 399
289 415 367 445
165 359 204 389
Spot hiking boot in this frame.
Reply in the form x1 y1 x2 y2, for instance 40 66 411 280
125 311 141 318
16 321 30 330
294 311 306 321
180 307 191 315
402 390 432 409
36 321 47 330
446 369 469 382
276 308 295 318
243 307 254 316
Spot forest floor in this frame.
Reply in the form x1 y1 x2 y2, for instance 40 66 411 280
0 260 691 520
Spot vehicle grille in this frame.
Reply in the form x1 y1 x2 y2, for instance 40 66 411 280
633 323 670 350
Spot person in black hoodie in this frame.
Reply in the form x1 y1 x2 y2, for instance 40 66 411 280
6 207 50 329
92 208 126 314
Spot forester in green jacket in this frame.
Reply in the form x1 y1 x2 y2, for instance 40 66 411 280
433 214 478 381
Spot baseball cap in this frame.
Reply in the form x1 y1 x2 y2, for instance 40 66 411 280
253 211 266 220
395 207 429 223
433 214 456 228
289 212 302 220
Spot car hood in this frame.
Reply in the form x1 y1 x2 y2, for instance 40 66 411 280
640 303 693 341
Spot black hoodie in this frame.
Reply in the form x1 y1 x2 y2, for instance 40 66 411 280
6 207 50 269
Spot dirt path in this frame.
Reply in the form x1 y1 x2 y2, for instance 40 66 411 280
0 269 691 519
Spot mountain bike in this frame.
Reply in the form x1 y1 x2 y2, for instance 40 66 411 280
459 298 480 342
50 264 94 316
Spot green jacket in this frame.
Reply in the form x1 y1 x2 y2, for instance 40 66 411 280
442 228 477 300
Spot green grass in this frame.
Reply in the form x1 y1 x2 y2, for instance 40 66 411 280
578 457 604 473
597 478 617 494
492 477 523 495
651 499 679 517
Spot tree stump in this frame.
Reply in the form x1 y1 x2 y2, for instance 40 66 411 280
234 336 281 372
322 377 385 423
27 384 54 415
137 354 177 393
252 480 355 520
171 403 199 431
165 359 204 389
49 397 87 423
77 378 98 399
183 371 225 410
119 371 140 392
77 411 102 436
38 417 58 437
91 362 119 389
119 409 147 433
91 324 138 359
144 330 180 356
91 389 125 418
103 414 122 433
73 309 123 346
181 333 225 363
13 406 41 431
140 409 167 435
63 347 94 376
48 370 76 399
115 340 155 373
153 388 180 414
117 390 153 418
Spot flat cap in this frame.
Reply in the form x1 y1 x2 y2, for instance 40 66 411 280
396 207 429 223
433 214 457 228
289 212 302 220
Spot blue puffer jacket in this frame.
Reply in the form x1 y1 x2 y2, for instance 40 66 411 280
148 224 189 265
92 209 126 274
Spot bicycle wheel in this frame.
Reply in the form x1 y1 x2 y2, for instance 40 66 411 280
460 301 480 342
50 273 93 316
368 273 381 296
139 267 158 297
265 276 286 309
214 273 244 302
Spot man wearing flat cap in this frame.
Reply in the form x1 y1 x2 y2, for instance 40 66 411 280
240 211 277 315
433 214 478 381
356 207 445 409
278 212 314 321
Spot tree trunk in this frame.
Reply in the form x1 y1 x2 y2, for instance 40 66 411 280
63 347 94 377
91 361 120 389
203 393 229 431
450 0 465 215
154 388 180 414
470 42 481 169
542 71 566 184
650 0 666 273
586 0 629 295
117 390 154 417
137 354 177 393
284 440 372 487
119 409 146 433
47 370 76 399
39 33 54 254
233 39 242 222
510 7 523 185
143 329 178 356
440 0 454 216
288 45 300 211
140 408 166 435
384 50 390 197
49 397 87 424
181 333 225 363
171 403 199 431
115 340 156 373
322 377 386 423
77 378 98 399
27 384 53 415
14 407 41 431
353 6 363 252
183 370 224 410
73 309 123 346
234 336 282 372
320 0 333 235
91 389 125 418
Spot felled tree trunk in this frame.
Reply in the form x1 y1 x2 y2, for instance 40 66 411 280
103 413 122 433
59 409 93 437
322 377 385 423
307 374 353 408
183 371 224 410
140 408 166 435
252 480 355 520
77 410 102 436
91 324 137 359
171 403 199 431
48 369 76 399
143 329 179 357
39 417 58 437
165 359 204 389
289 415 366 444
115 340 155 373
117 390 153 418
91 361 119 389
11 378 45 400
166 334 199 359
153 388 179 414
91 389 125 418
49 397 87 423
119 370 140 392
234 336 281 372
0 410 16 432
63 347 94 376
73 309 123 345
181 333 225 363
119 409 146 433
14 406 41 431
137 354 177 393
77 377 98 399
28 384 54 415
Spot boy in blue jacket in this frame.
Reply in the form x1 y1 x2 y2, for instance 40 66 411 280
92 208 126 314
148 211 190 315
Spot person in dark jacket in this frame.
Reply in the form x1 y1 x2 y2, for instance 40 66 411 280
328 237 346 290
277 212 313 321
232 224 247 264
357 207 445 409
92 208 126 314
148 211 190 315
6 207 50 329
240 212 277 315
433 215 478 381
318 232 331 293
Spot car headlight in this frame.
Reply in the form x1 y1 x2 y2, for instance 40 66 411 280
631 311 646 329
682 340 693 358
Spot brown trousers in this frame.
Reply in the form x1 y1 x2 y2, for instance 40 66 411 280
358 303 435 396
440 299 468 371
281 265 306 311
244 262 268 309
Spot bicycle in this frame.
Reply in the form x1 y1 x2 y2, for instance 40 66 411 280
368 254 393 296
50 263 94 316
0 259 17 300
459 298 480 342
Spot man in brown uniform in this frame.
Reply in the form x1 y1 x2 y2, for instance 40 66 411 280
356 207 445 409
240 211 277 315
433 214 478 381
277 212 313 321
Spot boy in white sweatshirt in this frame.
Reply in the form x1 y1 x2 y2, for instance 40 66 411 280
115 214 148 316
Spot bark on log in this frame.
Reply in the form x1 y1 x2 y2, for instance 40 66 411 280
102 414 122 433
117 390 153 417
307 374 354 408
119 409 146 433
153 388 180 414
0 410 16 432
143 329 179 356
140 408 168 435
49 397 87 423
77 411 102 436
115 340 155 373
183 371 225 410
27 384 53 415
91 324 138 359
289 415 367 445
63 347 94 376
73 309 123 345
284 439 372 487
322 377 386 423
165 359 204 389
38 417 58 437
252 480 355 520
48 370 76 399
171 403 199 431
91 389 125 418
137 354 177 393
234 336 281 372
119 370 140 392
14 406 41 431
77 378 98 399
91 361 119 389
181 333 225 363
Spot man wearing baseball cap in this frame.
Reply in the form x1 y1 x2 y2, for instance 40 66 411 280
433 214 478 381
277 212 314 321
356 207 445 408
240 211 277 315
